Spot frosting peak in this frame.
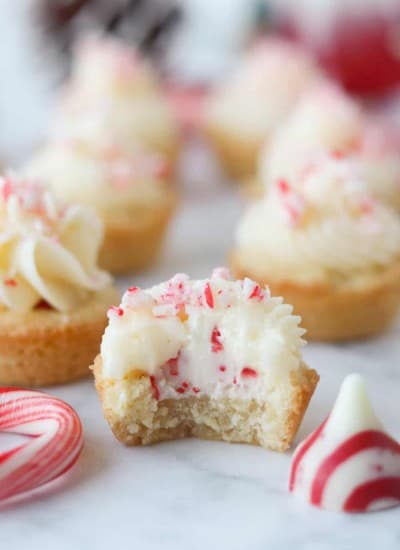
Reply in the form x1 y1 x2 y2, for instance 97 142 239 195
262 83 363 185
69 34 158 98
0 175 111 313
207 39 321 138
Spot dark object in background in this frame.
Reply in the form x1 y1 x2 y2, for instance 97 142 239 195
34 0 182 74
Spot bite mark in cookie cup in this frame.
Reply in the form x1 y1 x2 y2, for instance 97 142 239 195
92 268 318 451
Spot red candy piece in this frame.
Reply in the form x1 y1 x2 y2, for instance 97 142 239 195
0 387 83 502
248 284 263 301
241 367 258 379
149 376 160 401
204 283 214 308
278 179 290 194
166 354 180 377
108 306 124 317
211 327 223 353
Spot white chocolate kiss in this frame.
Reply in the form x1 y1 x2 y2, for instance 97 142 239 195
100 269 305 401
290 374 400 513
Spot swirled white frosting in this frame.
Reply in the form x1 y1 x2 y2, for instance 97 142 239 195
237 158 400 283
262 83 363 184
100 269 305 400
262 86 400 209
206 38 321 139
25 140 172 219
68 34 158 99
53 35 178 154
0 175 111 313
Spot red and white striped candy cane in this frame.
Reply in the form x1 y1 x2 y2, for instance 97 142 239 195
0 387 83 502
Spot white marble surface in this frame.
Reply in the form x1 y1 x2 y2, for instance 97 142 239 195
1 140 400 549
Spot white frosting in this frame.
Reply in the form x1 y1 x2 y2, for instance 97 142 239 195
290 374 400 512
207 38 321 139
0 175 111 313
100 269 305 401
25 140 171 217
237 157 400 284
68 34 158 99
262 86 400 210
53 96 178 156
357 123 400 211
53 35 178 154
262 83 363 185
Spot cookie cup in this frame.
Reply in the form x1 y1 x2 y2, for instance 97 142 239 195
0 286 119 386
99 194 176 274
231 254 400 342
204 120 263 181
92 356 319 452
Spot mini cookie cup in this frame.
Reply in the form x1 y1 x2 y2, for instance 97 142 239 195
0 286 119 386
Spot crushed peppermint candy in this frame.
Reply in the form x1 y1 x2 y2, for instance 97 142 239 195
103 270 305 402
211 327 223 353
3 278 17 287
108 306 124 317
359 197 375 215
0 174 65 225
241 367 258 378
150 376 160 400
276 179 306 226
116 270 272 321
203 283 214 308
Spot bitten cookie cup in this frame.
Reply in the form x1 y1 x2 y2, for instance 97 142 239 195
92 269 319 451
0 174 118 386
93 358 318 451
232 159 400 342
26 140 177 275
203 38 321 182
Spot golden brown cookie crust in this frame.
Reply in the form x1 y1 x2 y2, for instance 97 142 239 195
99 197 176 274
231 253 400 342
0 286 120 387
92 356 319 452
204 120 263 181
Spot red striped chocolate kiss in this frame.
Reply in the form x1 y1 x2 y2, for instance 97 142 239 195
289 374 400 513
0 387 83 502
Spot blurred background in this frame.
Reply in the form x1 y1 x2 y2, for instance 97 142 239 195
1 0 400 165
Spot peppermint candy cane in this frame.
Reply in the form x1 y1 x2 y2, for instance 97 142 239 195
0 387 83 502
